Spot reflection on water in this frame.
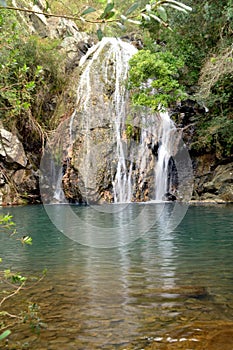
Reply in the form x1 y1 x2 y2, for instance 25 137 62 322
0 204 233 349
43 201 188 248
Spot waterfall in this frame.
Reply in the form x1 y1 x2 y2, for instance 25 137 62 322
109 40 138 203
53 166 66 202
155 111 176 201
74 37 138 203
43 37 181 204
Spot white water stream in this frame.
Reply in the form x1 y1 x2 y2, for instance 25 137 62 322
155 111 176 200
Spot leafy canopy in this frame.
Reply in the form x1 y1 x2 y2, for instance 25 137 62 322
128 49 185 110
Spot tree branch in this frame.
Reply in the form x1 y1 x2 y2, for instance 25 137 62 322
0 4 167 26
0 5 106 23
0 311 22 319
0 281 25 307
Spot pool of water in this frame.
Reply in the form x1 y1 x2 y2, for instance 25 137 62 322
0 203 233 349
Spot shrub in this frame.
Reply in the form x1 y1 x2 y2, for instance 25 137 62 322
128 48 186 110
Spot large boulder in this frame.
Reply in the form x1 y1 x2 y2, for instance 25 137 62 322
0 128 27 168
0 128 40 205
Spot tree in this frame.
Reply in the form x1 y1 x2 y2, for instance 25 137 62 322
0 0 192 39
128 48 186 110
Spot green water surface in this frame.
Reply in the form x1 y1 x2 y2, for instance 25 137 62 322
0 203 233 349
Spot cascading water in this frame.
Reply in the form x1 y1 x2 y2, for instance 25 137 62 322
155 111 176 201
53 167 66 202
50 111 77 203
70 37 138 203
43 37 180 204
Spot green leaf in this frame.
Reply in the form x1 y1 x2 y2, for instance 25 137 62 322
163 3 188 13
21 236 32 245
25 81 35 91
11 274 27 283
142 13 151 22
81 7 96 16
116 22 127 31
22 102 30 110
145 4 151 12
0 312 9 316
97 28 104 41
127 19 141 24
104 11 115 19
120 14 127 22
45 0 50 12
0 214 13 224
149 12 163 23
100 2 114 19
163 0 192 12
20 64 29 73
0 330 11 341
157 6 167 21
0 0 7 7
35 65 43 77
4 269 11 279
125 2 139 16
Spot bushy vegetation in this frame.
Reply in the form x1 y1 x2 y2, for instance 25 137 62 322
0 8 66 156
156 0 233 158
191 115 233 158
125 0 233 159
128 48 185 110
